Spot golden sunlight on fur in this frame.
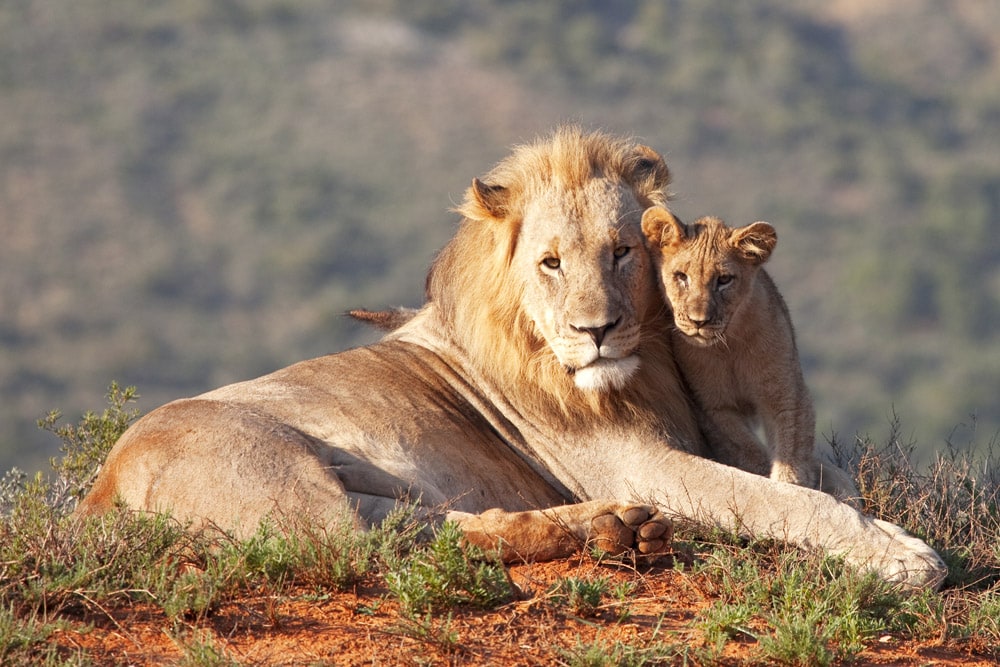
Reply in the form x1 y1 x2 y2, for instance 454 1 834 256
78 127 946 590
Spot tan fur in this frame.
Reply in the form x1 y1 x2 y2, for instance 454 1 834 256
77 127 945 588
643 207 816 487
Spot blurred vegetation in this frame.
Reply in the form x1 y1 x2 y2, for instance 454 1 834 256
2 0 999 471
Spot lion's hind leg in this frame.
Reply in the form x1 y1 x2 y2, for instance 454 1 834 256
76 398 364 539
447 501 673 563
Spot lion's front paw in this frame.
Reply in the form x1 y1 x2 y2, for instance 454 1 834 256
870 519 948 590
590 504 673 556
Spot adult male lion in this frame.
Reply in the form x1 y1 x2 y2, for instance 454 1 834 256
78 127 945 588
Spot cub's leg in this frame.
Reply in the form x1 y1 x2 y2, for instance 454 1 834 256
447 501 672 562
700 407 772 477
764 401 818 488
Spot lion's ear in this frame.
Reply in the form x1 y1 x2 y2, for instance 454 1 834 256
731 222 777 265
627 145 671 194
465 178 509 220
641 206 686 248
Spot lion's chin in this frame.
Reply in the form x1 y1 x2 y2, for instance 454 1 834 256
572 356 640 392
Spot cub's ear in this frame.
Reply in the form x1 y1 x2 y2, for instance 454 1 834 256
461 177 509 221
626 144 671 196
641 206 686 248
731 222 777 265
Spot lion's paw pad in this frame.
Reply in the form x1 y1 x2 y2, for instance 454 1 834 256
591 505 673 556
622 506 653 526
591 513 635 553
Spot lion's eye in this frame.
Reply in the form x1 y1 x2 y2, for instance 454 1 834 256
613 245 630 260
717 274 734 288
673 272 688 286
542 256 561 270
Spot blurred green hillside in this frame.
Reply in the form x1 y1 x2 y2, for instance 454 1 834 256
2 0 999 473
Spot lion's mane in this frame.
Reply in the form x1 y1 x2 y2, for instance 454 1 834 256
424 127 688 429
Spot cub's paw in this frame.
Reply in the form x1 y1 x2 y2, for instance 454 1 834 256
770 461 817 488
590 504 673 556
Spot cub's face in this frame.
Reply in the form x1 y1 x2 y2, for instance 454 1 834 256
641 207 776 348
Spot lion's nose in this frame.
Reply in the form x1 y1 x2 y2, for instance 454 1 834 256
573 318 620 348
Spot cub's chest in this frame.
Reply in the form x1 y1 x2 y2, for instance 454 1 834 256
672 331 762 403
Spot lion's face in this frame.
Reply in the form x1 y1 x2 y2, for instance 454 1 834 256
428 128 674 400
642 207 776 348
516 177 654 391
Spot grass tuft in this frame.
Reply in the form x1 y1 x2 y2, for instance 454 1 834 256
831 412 1000 588
549 575 610 617
384 520 513 616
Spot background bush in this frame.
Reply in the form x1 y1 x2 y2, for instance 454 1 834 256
2 1 1000 474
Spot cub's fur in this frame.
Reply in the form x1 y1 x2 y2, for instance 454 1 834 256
642 206 817 487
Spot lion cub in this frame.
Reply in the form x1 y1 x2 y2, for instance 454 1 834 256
641 206 817 488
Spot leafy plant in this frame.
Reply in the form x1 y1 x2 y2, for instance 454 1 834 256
36 382 141 511
549 575 610 618
0 604 68 667
690 538 944 665
0 385 188 619
559 634 682 667
384 520 513 615
387 611 463 654
170 628 241 667
610 580 637 622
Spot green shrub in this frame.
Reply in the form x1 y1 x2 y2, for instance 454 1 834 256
0 385 191 619
549 575 610 618
170 628 241 667
385 520 513 615
694 541 935 664
559 634 682 667
0 604 68 666
36 382 141 512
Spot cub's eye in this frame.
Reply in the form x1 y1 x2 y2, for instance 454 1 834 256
717 274 735 288
673 272 689 286
541 256 561 270
613 245 630 260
